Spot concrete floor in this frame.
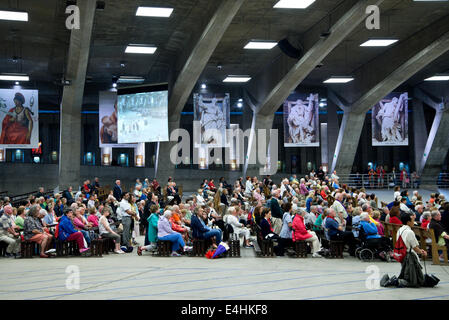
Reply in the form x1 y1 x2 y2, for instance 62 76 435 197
1 188 448 301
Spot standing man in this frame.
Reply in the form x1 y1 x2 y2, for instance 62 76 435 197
119 192 138 248
113 180 123 202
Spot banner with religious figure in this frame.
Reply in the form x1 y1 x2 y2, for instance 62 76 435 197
0 89 39 148
372 92 408 146
283 93 320 147
193 93 230 148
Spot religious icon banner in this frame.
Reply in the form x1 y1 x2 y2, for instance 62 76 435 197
99 91 135 148
0 89 39 148
283 93 320 147
193 93 230 148
372 92 408 146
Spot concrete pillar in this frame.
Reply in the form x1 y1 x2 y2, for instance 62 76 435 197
412 99 428 173
327 99 339 167
58 0 96 189
321 123 328 169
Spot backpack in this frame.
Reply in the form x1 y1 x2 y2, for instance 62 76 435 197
393 231 407 263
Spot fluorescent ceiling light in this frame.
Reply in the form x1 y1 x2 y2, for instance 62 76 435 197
424 75 449 81
360 39 398 47
323 77 354 84
244 41 278 50
118 76 145 83
223 76 251 83
0 10 28 21
274 0 316 9
125 45 157 54
136 7 173 17
0 74 29 81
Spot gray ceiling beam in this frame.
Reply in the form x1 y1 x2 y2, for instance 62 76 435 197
257 0 385 117
332 26 449 174
168 0 245 121
58 0 96 189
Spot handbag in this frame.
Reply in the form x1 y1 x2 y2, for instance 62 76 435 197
422 257 440 287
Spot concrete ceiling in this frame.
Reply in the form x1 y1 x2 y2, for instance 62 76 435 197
0 0 448 108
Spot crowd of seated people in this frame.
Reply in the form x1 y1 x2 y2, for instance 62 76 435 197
0 170 448 262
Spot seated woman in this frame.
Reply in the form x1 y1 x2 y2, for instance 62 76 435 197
73 207 92 246
24 205 54 258
421 211 431 229
389 206 402 225
372 210 384 236
259 208 280 241
191 206 222 249
225 206 253 247
170 210 189 243
98 206 124 254
58 209 89 254
138 204 160 255
292 208 323 258
359 212 391 251
167 182 181 205
43 201 57 225
87 207 99 227
157 210 191 256
14 206 26 229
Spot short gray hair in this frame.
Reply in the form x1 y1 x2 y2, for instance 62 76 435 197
430 210 440 219
360 212 370 220
28 205 41 216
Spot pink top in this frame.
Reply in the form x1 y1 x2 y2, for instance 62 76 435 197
73 217 86 230
88 215 99 227
292 215 312 241
375 219 384 236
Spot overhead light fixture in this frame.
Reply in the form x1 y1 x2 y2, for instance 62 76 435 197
118 76 145 84
323 77 354 84
413 0 448 2
201 83 207 89
112 83 117 88
237 102 243 108
0 10 28 22
424 75 449 81
136 7 174 17
125 45 157 54
273 0 316 9
0 74 29 81
244 41 278 50
15 81 19 85
223 76 251 83
238 98 243 102
360 39 399 47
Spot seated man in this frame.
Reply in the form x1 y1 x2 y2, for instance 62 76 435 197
191 207 222 249
167 182 181 205
24 205 54 258
359 212 391 253
58 208 90 254
325 208 356 256
225 206 252 247
429 210 449 261
0 205 21 258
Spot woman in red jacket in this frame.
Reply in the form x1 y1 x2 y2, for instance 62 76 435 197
292 210 322 258
389 206 402 225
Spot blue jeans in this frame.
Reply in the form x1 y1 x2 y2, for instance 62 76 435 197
203 229 222 244
159 233 185 252
80 230 91 245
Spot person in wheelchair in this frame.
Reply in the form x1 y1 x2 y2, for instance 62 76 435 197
358 212 392 260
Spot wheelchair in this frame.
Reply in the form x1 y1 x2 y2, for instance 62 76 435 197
354 225 393 262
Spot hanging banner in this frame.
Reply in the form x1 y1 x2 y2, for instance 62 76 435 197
99 91 135 148
193 93 230 148
372 92 408 146
0 89 39 148
283 93 320 147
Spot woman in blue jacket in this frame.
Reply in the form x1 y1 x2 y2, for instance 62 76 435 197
58 209 90 254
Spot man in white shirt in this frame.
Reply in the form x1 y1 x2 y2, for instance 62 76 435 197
304 206 318 226
331 193 348 221
119 192 136 247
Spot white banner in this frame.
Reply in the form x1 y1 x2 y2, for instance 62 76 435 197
372 92 408 146
283 93 320 147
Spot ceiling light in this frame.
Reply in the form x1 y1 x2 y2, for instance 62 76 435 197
238 99 243 102
136 7 174 17
15 81 19 85
274 0 316 9
244 41 278 50
201 83 207 89
112 83 117 88
424 75 449 81
360 39 399 47
118 76 145 84
323 77 354 84
0 74 29 81
237 102 243 108
223 76 251 83
125 45 157 54
0 10 28 21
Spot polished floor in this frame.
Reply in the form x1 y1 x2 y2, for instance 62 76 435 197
1 188 448 300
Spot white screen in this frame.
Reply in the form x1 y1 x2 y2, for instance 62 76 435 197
117 90 169 143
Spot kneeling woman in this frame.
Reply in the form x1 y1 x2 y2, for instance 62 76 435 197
157 210 191 257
